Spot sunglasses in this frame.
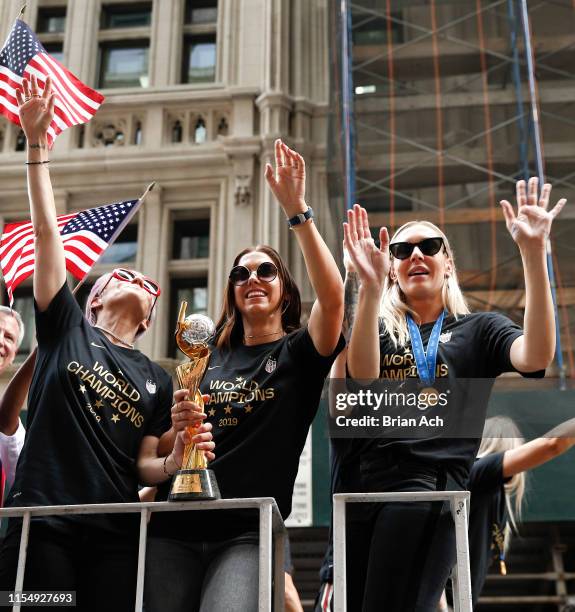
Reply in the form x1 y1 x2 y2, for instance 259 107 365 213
389 237 445 260
110 268 162 296
229 262 278 286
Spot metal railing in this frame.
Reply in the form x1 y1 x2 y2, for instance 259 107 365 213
333 490 472 612
0 498 286 612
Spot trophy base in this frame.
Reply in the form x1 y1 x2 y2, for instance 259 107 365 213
169 469 221 501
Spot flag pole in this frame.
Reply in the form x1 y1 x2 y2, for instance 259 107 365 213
71 182 156 295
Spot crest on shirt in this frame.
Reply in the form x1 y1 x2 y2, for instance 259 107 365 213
265 357 277 373
439 331 452 344
146 379 157 394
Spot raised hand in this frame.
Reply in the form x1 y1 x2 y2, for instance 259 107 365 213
265 139 306 217
15 74 55 143
500 178 566 251
343 204 390 297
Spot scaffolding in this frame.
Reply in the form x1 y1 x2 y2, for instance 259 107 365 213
328 0 575 384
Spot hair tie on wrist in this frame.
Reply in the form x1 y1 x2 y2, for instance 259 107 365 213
25 160 50 165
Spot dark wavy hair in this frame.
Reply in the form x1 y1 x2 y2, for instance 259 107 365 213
215 245 301 351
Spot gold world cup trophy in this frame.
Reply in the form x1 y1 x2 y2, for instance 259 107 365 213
169 302 220 501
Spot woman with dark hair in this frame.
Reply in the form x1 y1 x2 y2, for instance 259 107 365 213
0 76 214 609
146 140 345 612
343 176 564 610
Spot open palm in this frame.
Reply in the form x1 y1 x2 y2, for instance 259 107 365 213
343 204 390 295
15 75 55 141
265 139 306 215
500 178 565 250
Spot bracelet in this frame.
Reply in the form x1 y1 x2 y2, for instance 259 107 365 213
28 143 46 150
25 160 50 165
163 454 179 476
287 206 314 228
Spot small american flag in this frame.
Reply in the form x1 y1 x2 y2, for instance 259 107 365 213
0 200 140 306
0 19 104 147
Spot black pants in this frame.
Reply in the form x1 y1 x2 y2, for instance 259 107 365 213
0 519 139 611
346 464 457 612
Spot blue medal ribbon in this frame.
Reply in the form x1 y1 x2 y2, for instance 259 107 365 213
406 310 446 386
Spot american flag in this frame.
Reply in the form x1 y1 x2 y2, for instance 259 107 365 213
0 19 104 147
0 200 140 306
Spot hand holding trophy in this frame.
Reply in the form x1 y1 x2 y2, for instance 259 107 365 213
169 302 220 500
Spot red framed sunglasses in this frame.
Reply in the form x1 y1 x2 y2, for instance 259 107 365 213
105 268 162 296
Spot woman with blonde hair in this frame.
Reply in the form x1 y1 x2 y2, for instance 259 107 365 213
453 415 575 608
343 177 565 610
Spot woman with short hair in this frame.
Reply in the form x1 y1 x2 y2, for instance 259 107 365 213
0 75 214 610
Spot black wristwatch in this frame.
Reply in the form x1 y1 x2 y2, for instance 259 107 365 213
287 207 314 228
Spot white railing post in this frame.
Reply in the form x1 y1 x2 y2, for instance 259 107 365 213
332 491 472 612
135 507 149 612
333 495 347 612
0 498 283 612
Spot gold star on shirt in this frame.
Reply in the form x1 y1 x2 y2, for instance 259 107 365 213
224 405 232 415
208 408 216 417
111 414 120 423
94 400 104 409
79 385 86 393
244 404 253 414
236 376 244 383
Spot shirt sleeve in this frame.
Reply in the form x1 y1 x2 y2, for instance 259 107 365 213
0 419 25 491
468 452 505 493
144 372 173 438
481 312 545 378
35 282 84 348
287 327 345 377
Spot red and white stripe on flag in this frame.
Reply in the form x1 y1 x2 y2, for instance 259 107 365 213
0 19 104 147
0 213 106 306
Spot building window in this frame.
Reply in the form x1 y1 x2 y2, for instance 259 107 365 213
172 219 210 260
182 1 217 84
170 278 208 358
99 223 139 264
101 3 152 29
185 0 218 25
182 37 216 84
37 7 66 34
99 42 149 88
98 3 152 89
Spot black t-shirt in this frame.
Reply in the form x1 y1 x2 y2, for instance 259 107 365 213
6 283 172 532
152 326 344 539
361 312 542 489
467 452 508 606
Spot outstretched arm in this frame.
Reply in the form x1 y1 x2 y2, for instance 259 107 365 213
265 140 343 356
344 205 389 380
500 178 566 372
0 350 36 435
502 417 575 478
16 75 66 312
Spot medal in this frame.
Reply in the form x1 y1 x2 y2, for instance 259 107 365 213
406 311 446 410
418 386 440 408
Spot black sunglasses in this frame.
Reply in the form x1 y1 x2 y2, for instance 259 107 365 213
389 237 445 260
229 262 279 286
